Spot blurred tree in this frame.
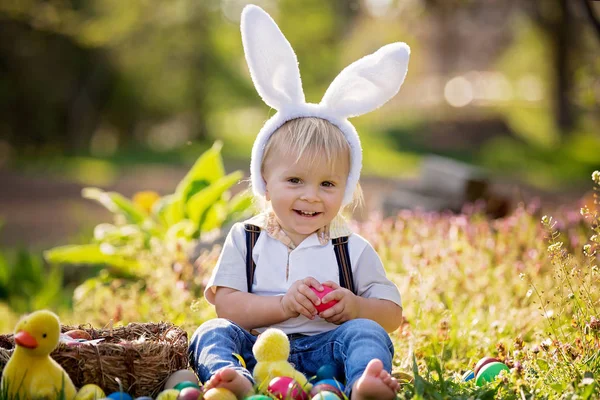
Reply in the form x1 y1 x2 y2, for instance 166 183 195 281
0 0 229 154
422 0 598 140
0 16 116 154
522 0 578 137
580 0 600 41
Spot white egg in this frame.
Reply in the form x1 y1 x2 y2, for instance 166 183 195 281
163 369 200 390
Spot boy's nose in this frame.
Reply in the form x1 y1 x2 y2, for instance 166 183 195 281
300 186 320 202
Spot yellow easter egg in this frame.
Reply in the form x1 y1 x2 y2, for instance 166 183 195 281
156 389 180 400
203 388 237 400
75 384 106 400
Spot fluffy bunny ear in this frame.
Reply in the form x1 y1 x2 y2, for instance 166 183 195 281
320 42 410 118
241 5 305 110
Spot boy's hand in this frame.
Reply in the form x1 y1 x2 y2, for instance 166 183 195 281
318 281 359 324
281 277 324 320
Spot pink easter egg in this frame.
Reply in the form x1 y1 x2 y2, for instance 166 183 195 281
267 377 308 400
310 286 338 313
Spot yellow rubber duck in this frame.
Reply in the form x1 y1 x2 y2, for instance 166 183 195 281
252 328 310 390
1 310 77 399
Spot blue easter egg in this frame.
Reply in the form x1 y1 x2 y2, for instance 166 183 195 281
461 369 475 382
107 393 133 400
313 379 344 392
134 397 154 400
316 364 339 381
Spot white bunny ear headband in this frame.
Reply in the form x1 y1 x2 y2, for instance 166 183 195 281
242 4 410 206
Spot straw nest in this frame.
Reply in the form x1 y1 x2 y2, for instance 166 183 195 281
0 322 189 397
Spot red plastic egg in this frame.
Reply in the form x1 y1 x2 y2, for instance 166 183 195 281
310 287 338 313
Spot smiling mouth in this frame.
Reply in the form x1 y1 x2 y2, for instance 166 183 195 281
294 210 321 217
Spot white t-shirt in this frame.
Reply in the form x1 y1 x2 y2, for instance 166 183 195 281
204 220 402 335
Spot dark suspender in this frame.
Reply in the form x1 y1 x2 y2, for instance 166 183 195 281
332 236 356 294
244 224 356 294
245 224 261 292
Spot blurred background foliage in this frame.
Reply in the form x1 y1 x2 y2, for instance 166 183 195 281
1 0 598 179
0 0 599 328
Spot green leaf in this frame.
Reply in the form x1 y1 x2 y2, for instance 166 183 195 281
222 190 254 227
412 353 425 397
83 188 146 224
14 249 44 288
201 201 227 232
0 251 9 289
165 220 197 242
536 358 549 372
154 194 185 227
550 383 566 393
44 244 139 277
31 265 64 310
228 189 254 214
175 141 225 200
182 179 211 203
582 382 596 400
0 251 10 301
186 171 243 229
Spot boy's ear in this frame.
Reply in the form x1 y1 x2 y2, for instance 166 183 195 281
263 177 271 201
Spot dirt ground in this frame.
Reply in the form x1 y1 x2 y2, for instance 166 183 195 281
0 166 589 250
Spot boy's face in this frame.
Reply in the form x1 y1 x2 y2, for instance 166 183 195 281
263 150 349 246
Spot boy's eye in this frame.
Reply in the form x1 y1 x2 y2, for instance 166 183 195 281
322 181 335 187
288 178 301 184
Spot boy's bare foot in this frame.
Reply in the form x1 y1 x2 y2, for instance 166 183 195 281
351 359 400 400
203 367 254 399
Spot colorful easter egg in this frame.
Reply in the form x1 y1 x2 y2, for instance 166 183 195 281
107 393 133 400
312 379 344 392
244 396 271 400
311 392 341 400
177 387 202 400
315 364 339 382
310 287 338 313
267 376 309 400
156 389 180 400
134 397 154 400
65 329 93 340
473 357 501 376
309 384 344 399
475 362 510 386
164 370 200 390
461 369 475 382
203 388 237 400
75 384 106 400
174 381 200 391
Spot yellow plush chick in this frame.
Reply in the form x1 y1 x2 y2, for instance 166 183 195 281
252 328 309 389
1 310 77 400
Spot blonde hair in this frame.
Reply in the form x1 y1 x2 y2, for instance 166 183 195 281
260 117 364 211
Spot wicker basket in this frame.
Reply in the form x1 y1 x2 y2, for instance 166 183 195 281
0 322 189 398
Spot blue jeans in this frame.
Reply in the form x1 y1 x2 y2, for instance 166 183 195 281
188 318 395 396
